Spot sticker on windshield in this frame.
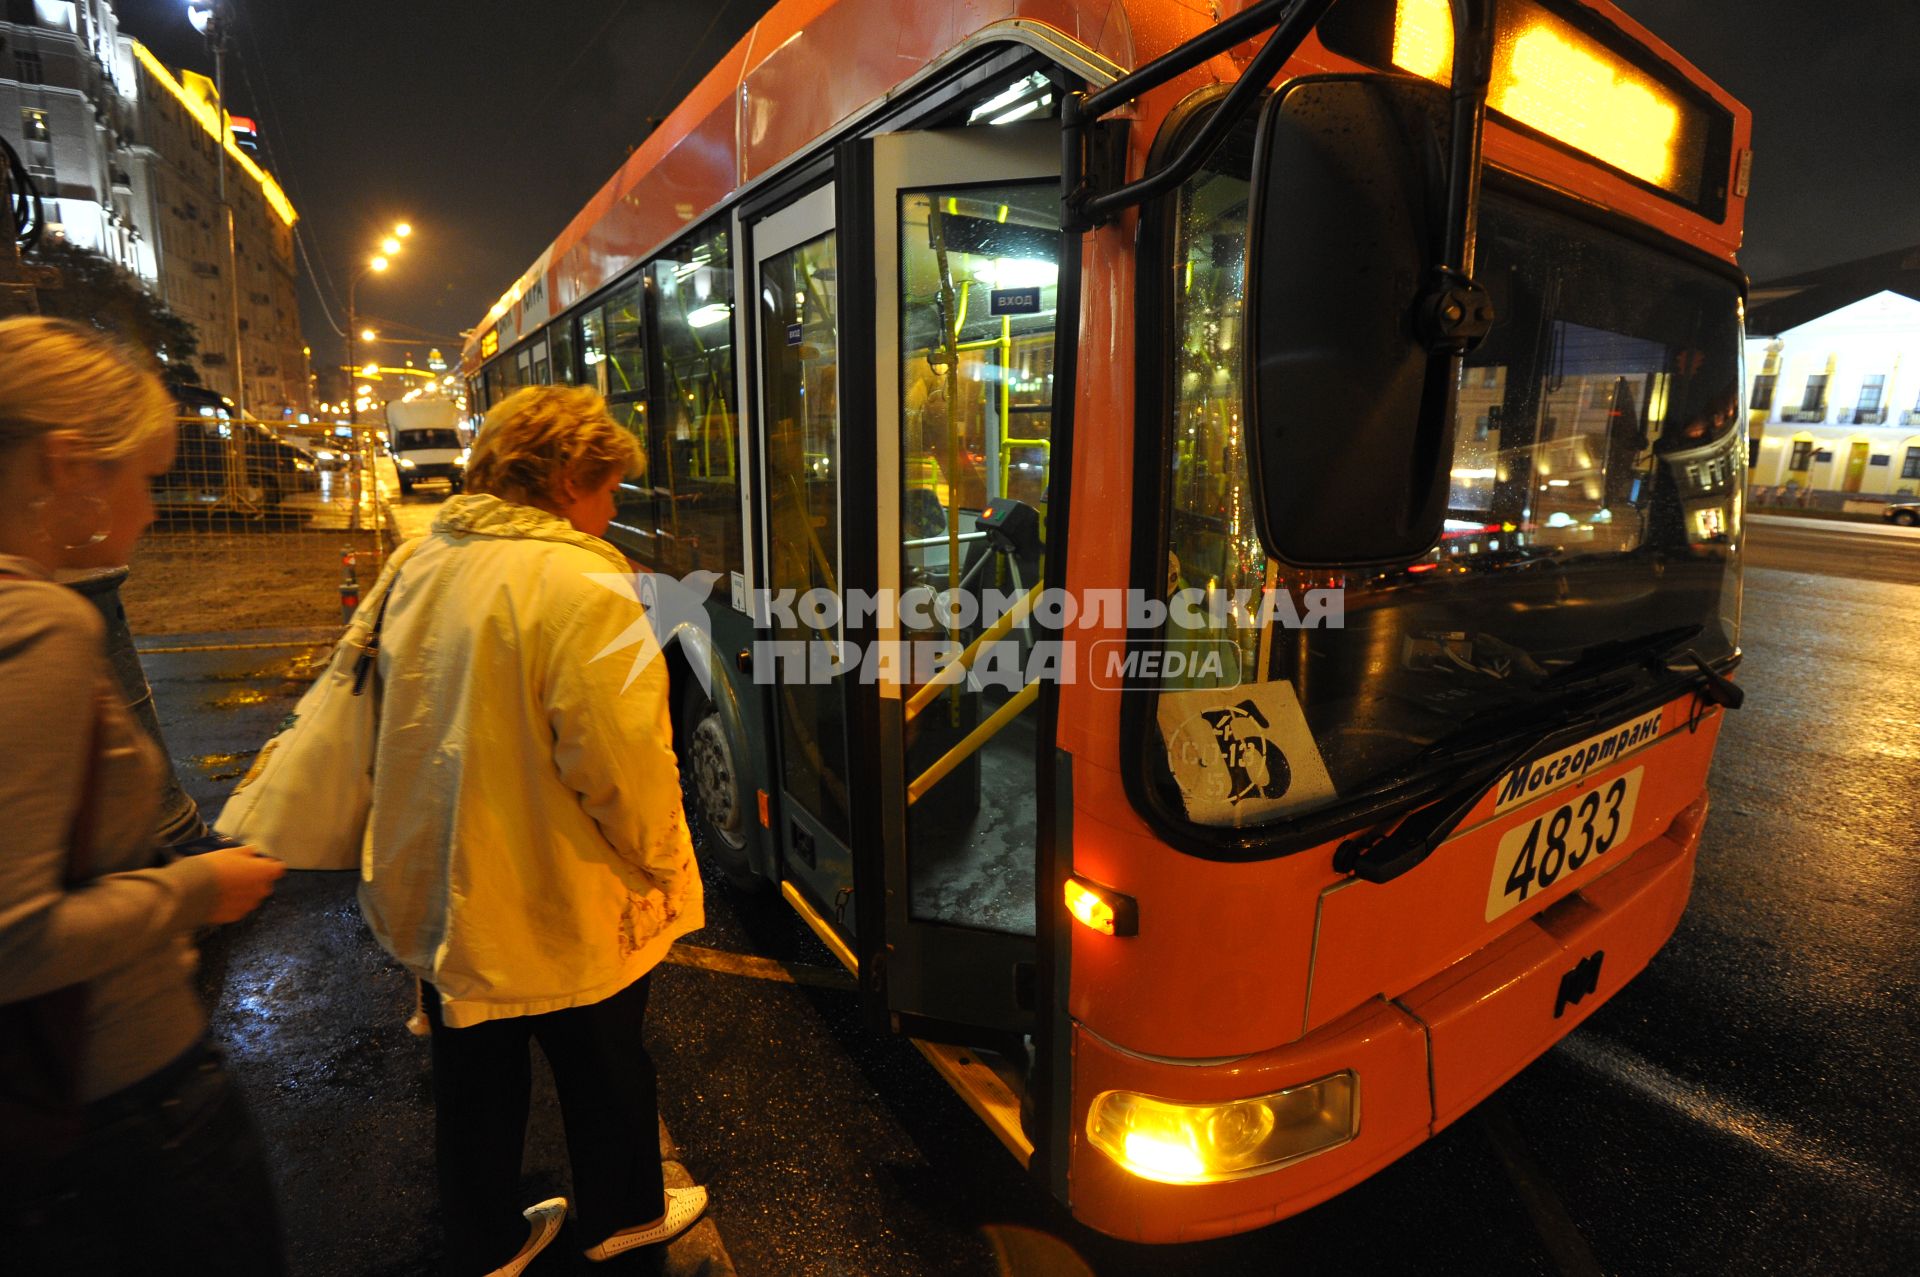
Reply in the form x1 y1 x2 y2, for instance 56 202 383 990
1492 708 1662 815
1157 681 1337 827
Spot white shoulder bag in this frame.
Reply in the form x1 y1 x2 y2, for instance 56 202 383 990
214 539 422 869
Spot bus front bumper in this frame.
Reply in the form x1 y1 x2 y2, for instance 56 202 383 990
1066 796 1707 1244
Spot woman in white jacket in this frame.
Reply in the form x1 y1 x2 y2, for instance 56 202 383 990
362 385 706 1275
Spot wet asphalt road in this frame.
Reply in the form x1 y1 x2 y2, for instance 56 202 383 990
1746 514 1920 584
144 510 1919 1276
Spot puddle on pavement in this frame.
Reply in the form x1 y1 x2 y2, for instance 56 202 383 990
210 687 277 710
200 648 329 684
191 750 256 781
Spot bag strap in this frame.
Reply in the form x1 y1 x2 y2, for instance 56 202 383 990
350 539 423 696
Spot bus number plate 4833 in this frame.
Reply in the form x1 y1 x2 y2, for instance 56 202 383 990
1485 768 1645 922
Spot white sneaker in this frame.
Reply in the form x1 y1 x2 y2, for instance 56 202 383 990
489 1196 569 1277
582 1185 709 1261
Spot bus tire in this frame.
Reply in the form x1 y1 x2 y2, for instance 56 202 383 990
680 681 765 892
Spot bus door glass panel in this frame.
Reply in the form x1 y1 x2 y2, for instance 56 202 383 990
581 306 608 395
872 121 1057 1035
550 317 576 385
896 180 1058 937
651 224 740 579
600 283 658 560
757 211 855 907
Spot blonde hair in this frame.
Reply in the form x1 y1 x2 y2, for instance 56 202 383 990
0 316 176 463
467 384 643 503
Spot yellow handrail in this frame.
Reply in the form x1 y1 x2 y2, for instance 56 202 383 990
907 681 1041 805
904 581 1042 723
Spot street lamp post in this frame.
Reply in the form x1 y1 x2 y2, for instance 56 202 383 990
345 222 409 426
341 224 409 531
187 1 246 415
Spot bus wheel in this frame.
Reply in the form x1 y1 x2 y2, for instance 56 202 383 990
683 689 764 891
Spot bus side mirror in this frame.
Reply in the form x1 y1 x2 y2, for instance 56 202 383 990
1243 75 1460 568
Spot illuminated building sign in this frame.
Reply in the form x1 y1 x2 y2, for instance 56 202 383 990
130 42 298 227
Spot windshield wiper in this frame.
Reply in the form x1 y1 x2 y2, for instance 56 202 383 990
1331 675 1663 885
1543 624 1700 688
1332 624 1745 884
1546 623 1744 709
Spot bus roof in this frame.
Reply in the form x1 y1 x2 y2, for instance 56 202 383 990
464 0 1749 373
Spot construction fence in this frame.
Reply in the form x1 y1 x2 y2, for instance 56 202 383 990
120 417 405 639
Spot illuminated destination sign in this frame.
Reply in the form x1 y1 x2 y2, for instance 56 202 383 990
1320 0 1732 214
480 329 499 359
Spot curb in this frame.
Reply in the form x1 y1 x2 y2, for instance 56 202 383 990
658 1118 737 1277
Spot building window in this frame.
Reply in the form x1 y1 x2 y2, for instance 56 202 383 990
1858 374 1886 412
21 109 51 143
1789 441 1814 471
1903 448 1920 481
1750 373 1775 412
1748 437 1761 468
15 51 45 84
1799 374 1827 412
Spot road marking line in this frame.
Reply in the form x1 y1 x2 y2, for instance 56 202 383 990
138 639 332 654
664 941 857 992
1477 1099 1605 1277
1557 1033 1917 1208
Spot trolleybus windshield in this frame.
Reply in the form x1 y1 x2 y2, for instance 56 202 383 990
1153 149 1743 835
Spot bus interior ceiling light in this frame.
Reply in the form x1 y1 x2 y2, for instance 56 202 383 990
1064 876 1137 937
1087 1074 1359 1185
1388 0 1695 192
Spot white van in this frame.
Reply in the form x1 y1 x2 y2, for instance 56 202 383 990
390 426 466 494
386 397 467 495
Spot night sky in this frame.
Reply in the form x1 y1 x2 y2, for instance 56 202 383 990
114 0 1908 397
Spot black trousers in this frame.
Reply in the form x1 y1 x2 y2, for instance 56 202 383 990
5 1040 287 1276
424 976 665 1274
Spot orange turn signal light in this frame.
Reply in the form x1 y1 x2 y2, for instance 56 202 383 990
1065 876 1137 937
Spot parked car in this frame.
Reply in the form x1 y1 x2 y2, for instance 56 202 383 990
153 384 319 512
1884 500 1920 527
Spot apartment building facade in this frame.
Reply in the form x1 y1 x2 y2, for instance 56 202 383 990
0 0 307 414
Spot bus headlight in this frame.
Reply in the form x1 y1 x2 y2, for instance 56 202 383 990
1086 1072 1358 1184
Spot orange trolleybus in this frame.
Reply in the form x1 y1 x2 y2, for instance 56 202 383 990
462 0 1751 1242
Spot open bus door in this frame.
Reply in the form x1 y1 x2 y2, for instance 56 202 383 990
744 123 1065 1162
865 121 1065 1160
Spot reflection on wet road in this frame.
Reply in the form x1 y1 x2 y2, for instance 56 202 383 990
147 563 1919 1275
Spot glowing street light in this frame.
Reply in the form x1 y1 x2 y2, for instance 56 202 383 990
360 328 377 341
348 220 413 425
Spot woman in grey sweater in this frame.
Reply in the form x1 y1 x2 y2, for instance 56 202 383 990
0 317 288 1272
